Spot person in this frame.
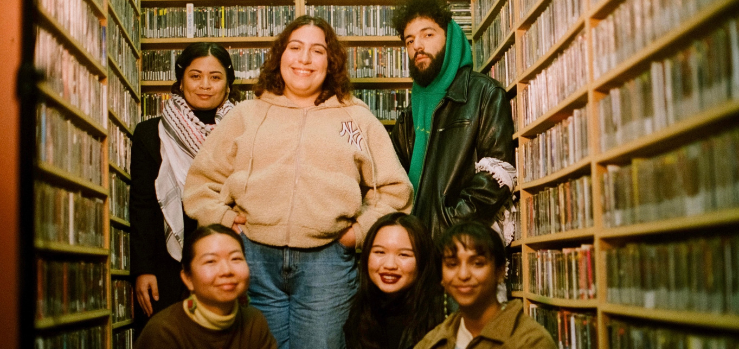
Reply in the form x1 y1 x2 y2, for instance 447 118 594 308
135 224 277 349
390 0 517 242
130 42 237 335
182 15 414 349
344 212 444 349
415 220 556 349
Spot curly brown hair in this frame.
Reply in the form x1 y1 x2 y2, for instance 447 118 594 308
254 15 352 106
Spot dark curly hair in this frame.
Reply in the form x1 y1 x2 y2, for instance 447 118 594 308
344 213 444 349
254 15 351 106
171 42 239 102
392 0 453 40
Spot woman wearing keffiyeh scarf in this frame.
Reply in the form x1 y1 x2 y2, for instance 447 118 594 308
130 42 237 335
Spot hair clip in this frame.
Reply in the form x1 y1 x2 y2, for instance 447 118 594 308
177 63 183 68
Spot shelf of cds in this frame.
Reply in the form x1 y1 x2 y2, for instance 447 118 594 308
472 0 739 345
136 1 467 123
108 0 139 347
32 0 141 345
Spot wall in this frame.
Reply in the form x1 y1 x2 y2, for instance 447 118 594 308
0 0 23 346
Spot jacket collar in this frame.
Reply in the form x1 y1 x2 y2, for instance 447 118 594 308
477 299 522 343
425 299 523 348
444 65 472 104
259 91 369 110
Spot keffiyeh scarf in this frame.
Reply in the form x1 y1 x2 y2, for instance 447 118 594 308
156 94 234 261
475 157 518 303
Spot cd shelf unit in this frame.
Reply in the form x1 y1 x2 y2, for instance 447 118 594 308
108 0 138 346
472 0 739 345
137 0 451 126
32 0 139 345
33 0 112 345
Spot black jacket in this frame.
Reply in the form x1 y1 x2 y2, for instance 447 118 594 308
130 118 194 333
390 66 515 240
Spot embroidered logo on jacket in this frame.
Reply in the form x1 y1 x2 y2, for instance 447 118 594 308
340 121 364 151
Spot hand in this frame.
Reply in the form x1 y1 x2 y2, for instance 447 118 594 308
337 226 356 249
231 215 246 234
136 274 159 317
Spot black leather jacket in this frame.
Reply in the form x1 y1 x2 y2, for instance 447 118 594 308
390 66 515 240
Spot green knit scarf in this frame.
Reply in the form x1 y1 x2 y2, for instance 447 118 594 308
408 20 473 192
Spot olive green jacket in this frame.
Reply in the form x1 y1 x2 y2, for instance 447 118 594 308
414 300 556 349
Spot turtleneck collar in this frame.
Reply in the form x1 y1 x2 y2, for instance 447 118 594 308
193 108 218 125
182 294 239 330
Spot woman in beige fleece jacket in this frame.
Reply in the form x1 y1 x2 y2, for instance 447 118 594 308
183 15 413 349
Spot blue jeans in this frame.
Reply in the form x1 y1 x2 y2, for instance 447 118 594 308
242 236 358 349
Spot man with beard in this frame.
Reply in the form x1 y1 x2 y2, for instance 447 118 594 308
390 0 517 245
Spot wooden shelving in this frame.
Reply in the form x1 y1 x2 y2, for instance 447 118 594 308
36 162 108 197
36 7 107 78
108 56 141 102
35 309 111 330
473 0 739 344
127 0 140 16
595 100 739 164
600 207 739 239
143 78 412 87
473 0 506 39
84 0 107 19
141 37 276 47
339 36 402 44
479 29 515 73
35 240 110 256
523 228 596 247
108 5 141 59
108 109 135 137
140 0 293 5
520 155 591 191
37 83 108 138
516 85 588 138
111 269 131 276
525 293 599 309
591 0 739 91
109 163 131 182
112 319 134 329
600 303 739 331
32 0 135 345
110 216 131 229
110 216 131 228
517 18 585 82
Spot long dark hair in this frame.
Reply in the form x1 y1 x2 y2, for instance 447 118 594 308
171 42 239 101
254 15 352 106
344 213 444 349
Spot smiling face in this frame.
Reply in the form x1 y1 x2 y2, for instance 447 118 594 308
180 55 229 111
441 239 504 311
280 24 329 106
180 234 249 316
367 225 418 295
403 17 447 86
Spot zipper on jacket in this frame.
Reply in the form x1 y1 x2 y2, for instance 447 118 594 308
284 108 309 245
413 98 446 204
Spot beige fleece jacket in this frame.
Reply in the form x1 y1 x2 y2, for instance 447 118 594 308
183 92 413 248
